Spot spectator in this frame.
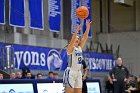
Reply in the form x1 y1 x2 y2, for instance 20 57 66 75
125 75 137 93
53 72 59 79
21 66 30 79
10 73 16 79
26 72 32 79
0 73 3 80
109 57 129 93
47 71 54 79
16 72 22 79
36 73 43 79
128 76 140 93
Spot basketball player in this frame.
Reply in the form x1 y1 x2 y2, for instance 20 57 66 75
63 19 92 93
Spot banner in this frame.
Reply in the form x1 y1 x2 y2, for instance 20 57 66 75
0 42 5 69
48 0 61 32
83 52 116 72
29 0 44 30
0 0 5 24
82 0 92 38
0 42 116 72
71 0 81 35
13 44 67 71
9 0 25 27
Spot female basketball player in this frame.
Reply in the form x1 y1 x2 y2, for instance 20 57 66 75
63 19 92 93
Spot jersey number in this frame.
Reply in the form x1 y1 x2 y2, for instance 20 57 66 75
78 57 82 64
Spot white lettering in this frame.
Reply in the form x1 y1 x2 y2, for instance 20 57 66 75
40 53 46 66
90 58 96 70
86 58 115 71
23 51 31 66
101 59 106 69
14 51 24 69
31 52 40 66
106 59 110 70
109 60 112 70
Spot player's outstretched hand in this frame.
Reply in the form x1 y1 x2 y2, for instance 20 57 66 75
86 19 92 28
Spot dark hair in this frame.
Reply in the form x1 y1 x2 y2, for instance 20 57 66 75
53 72 58 75
129 74 133 77
37 73 43 76
21 66 30 78
48 71 53 75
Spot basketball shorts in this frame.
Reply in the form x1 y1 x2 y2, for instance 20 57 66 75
63 67 82 88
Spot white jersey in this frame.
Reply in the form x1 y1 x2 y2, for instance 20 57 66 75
63 46 83 88
67 46 83 70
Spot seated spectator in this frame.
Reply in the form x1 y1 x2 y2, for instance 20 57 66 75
10 73 16 79
53 72 59 79
47 71 54 79
16 72 22 79
130 76 140 93
0 73 3 80
21 66 30 79
25 72 32 79
129 82 140 93
36 73 43 79
125 75 137 93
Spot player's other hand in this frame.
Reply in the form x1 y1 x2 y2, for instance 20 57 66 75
76 24 82 31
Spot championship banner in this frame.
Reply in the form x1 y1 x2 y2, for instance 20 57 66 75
0 0 5 24
48 0 61 32
9 0 25 27
82 0 92 38
71 0 81 35
29 0 44 30
83 52 116 72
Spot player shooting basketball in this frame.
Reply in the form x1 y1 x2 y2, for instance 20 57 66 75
63 19 92 93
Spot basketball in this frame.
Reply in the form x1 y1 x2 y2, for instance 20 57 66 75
76 6 89 19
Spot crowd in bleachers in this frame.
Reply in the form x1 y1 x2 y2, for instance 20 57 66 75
106 74 140 93
0 71 59 80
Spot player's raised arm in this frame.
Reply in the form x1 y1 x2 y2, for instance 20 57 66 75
67 24 81 55
80 19 92 48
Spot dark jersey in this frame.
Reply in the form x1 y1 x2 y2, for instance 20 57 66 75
82 60 87 69
109 65 129 81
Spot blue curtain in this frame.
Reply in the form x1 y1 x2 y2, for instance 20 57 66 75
82 0 92 38
0 0 5 24
10 0 25 27
48 0 61 32
29 0 44 30
71 0 81 35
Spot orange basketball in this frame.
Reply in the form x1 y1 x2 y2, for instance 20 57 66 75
76 6 89 19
